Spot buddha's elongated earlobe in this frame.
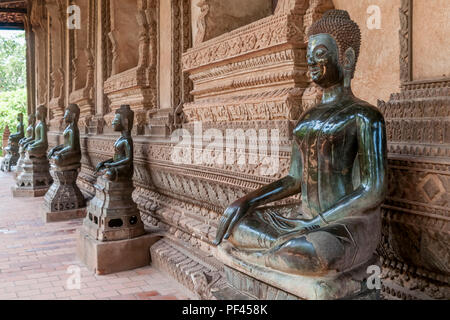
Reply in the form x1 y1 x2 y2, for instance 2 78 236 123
343 47 356 89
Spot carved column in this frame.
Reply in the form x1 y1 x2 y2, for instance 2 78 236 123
46 0 66 132
68 0 95 133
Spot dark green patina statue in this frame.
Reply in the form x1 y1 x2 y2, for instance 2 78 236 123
27 105 48 158
1 113 24 171
15 114 36 178
43 104 86 222
7 113 25 147
20 114 36 149
215 10 387 300
48 104 82 167
94 105 134 181
82 105 144 242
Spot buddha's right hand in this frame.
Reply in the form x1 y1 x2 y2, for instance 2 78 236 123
47 147 56 159
95 161 105 173
214 199 251 246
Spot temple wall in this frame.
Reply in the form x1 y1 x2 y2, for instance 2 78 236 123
28 0 449 300
332 0 401 105
412 0 450 80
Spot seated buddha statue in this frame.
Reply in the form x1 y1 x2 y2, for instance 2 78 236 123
5 113 24 152
94 105 134 181
48 104 82 168
19 114 36 149
27 105 48 159
214 10 387 293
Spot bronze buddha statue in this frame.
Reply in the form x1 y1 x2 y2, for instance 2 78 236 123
13 105 52 197
1 113 24 171
19 114 36 149
215 10 387 298
94 105 134 181
48 104 82 168
6 113 24 150
15 114 36 178
43 104 86 221
27 105 48 158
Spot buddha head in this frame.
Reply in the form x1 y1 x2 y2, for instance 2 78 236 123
17 113 23 123
112 105 134 133
36 105 47 122
28 113 36 126
64 104 80 125
306 10 361 89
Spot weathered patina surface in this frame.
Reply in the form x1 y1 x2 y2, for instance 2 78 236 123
215 10 387 299
1 113 24 171
43 104 86 221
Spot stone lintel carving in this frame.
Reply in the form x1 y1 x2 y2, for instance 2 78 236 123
182 13 304 72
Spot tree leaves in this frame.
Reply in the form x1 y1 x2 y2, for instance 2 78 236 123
0 32 26 92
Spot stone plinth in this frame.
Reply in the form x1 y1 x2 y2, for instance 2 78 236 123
14 146 27 179
77 176 155 274
12 154 52 197
82 177 145 241
42 164 87 223
215 242 381 300
77 228 159 275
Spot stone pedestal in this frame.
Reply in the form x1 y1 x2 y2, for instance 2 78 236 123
1 142 19 172
215 242 381 300
42 164 87 223
12 154 53 197
77 228 159 275
77 176 156 274
14 146 27 179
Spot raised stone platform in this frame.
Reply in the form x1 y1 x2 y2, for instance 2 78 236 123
13 155 52 198
43 207 87 223
77 227 160 275
12 186 48 198
215 242 381 300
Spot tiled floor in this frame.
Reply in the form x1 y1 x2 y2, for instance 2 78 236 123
0 170 196 300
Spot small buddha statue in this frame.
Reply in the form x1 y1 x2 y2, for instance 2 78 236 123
19 114 36 149
1 113 24 171
6 113 25 150
48 104 82 168
215 10 387 298
94 105 134 181
43 104 85 221
15 114 36 178
14 105 52 197
81 105 144 242
27 105 48 159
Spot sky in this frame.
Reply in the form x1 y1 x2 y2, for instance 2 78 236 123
0 30 25 43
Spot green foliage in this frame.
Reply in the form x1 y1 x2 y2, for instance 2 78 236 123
0 88 28 147
0 32 27 92
0 31 27 156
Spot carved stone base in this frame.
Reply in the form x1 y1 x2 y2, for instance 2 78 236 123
216 242 381 300
81 177 145 241
76 228 159 275
150 238 226 300
13 155 52 197
43 164 86 222
214 265 380 300
43 207 87 223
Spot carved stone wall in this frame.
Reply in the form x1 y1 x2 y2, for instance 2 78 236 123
375 0 450 300
27 0 449 300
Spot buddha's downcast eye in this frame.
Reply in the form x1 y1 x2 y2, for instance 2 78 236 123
314 45 328 59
